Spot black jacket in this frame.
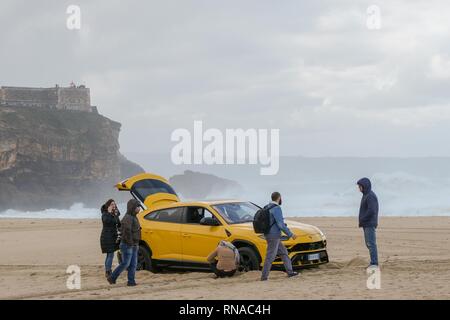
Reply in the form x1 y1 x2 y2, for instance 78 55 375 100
120 199 142 246
357 178 379 228
120 213 141 246
100 206 121 253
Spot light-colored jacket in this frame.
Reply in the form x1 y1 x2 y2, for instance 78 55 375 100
207 245 238 272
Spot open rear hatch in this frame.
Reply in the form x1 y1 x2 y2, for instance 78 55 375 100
116 173 179 209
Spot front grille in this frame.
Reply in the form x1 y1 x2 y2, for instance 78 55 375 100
288 241 325 253
272 250 329 267
291 251 329 266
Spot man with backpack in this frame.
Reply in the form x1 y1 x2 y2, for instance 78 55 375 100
257 192 299 281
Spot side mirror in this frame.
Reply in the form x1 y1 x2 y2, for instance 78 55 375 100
200 217 220 226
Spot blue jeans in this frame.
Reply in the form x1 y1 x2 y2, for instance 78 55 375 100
105 252 114 272
110 243 138 284
363 227 378 266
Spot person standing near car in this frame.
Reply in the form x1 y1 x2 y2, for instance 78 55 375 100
357 178 379 268
207 240 239 278
261 192 299 281
100 199 121 278
107 199 142 286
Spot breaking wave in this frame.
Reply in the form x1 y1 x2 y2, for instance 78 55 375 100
2 167 450 218
0 203 102 219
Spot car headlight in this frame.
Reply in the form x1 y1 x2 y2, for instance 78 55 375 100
316 228 325 238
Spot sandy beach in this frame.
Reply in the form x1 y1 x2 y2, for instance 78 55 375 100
0 217 449 300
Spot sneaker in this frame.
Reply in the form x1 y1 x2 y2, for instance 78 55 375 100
107 276 116 285
127 282 137 287
366 265 380 275
287 272 299 278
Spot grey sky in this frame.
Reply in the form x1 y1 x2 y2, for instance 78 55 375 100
1 0 450 156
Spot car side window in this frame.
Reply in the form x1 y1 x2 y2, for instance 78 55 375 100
185 207 217 225
144 207 184 223
203 209 215 221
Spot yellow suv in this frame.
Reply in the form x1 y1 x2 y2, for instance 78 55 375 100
116 173 328 272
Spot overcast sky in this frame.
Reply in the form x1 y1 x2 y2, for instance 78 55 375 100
1 0 450 157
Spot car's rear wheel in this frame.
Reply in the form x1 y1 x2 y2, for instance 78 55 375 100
117 245 161 273
137 245 151 271
238 247 260 272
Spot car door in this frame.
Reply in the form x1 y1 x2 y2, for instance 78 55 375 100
180 206 228 265
116 173 179 210
141 207 184 262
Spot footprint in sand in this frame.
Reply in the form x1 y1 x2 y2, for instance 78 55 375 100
345 256 368 267
323 262 344 269
322 257 367 269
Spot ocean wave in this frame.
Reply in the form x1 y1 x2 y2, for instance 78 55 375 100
0 203 101 219
1 170 450 218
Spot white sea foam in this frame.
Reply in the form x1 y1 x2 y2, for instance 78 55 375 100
2 159 450 218
239 171 450 216
0 203 101 219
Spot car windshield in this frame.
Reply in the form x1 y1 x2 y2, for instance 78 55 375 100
212 202 261 224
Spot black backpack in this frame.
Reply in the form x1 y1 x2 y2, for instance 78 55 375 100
253 203 276 234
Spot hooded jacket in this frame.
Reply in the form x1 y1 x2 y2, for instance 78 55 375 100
120 199 142 246
357 178 379 228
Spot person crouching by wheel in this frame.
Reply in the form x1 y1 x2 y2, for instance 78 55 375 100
207 240 240 278
100 199 121 278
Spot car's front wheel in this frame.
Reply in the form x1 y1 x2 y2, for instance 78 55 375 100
238 247 260 272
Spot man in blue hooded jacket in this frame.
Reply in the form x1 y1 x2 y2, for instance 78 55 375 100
261 192 299 281
357 177 379 267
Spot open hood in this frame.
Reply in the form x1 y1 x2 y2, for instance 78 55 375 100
116 173 179 209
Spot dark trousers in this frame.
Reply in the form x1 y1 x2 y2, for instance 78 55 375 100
261 234 293 280
211 263 236 278
363 227 379 266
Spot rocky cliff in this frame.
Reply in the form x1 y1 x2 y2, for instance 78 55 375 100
0 106 144 211
169 170 243 200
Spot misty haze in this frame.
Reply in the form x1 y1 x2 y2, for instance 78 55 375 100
1 1 450 217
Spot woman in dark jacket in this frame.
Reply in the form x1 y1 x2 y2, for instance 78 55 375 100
107 199 142 287
100 199 121 277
